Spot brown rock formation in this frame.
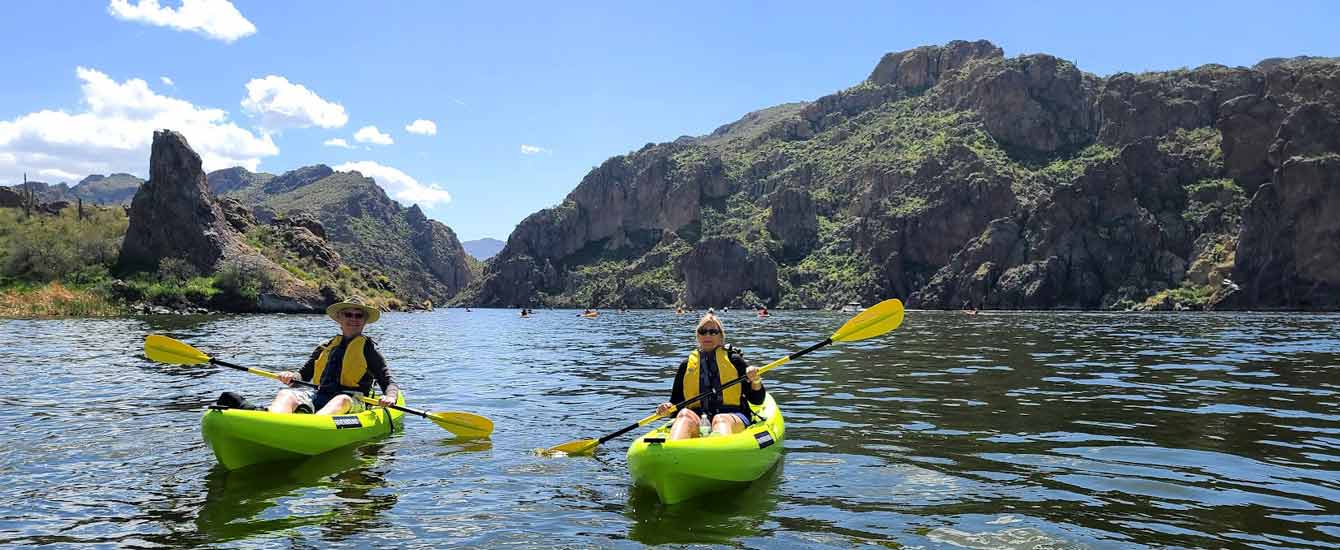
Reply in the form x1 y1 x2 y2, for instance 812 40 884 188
118 130 324 312
934 54 1099 156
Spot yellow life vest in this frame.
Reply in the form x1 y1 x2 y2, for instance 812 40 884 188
682 347 742 411
311 335 369 391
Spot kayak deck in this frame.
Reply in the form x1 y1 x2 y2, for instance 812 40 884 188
201 393 405 470
627 393 785 504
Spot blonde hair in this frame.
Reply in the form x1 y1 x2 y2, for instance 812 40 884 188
696 313 725 340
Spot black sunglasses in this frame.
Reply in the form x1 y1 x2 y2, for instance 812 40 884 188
341 311 366 319
697 328 721 336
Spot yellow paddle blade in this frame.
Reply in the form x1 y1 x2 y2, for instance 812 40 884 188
144 334 211 365
427 411 494 438
830 298 905 342
544 439 598 456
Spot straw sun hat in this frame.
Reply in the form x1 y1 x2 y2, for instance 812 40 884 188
326 296 380 324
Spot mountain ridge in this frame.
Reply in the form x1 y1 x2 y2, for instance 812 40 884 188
463 40 1340 310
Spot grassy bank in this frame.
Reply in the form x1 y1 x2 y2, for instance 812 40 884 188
0 282 124 317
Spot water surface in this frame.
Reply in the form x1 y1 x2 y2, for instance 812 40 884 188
2 309 1338 548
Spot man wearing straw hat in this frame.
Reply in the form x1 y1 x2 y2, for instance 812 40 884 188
268 297 401 415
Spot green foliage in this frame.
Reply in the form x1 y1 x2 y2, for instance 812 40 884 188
1161 127 1224 166
215 261 275 304
886 196 928 218
0 206 126 284
1032 143 1118 183
1182 178 1246 229
156 257 199 284
1140 283 1217 310
776 215 878 308
123 274 220 305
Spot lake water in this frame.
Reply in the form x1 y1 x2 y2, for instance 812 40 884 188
2 309 1338 549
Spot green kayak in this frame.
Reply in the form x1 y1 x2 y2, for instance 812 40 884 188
626 393 785 504
201 393 405 470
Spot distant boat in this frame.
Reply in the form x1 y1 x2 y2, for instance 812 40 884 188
841 301 865 313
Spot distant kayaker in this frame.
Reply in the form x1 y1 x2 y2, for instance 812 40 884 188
656 313 765 440
269 297 400 415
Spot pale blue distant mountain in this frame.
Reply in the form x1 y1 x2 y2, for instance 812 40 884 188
462 238 504 260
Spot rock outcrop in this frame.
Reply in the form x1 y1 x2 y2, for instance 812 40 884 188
118 130 324 312
679 237 777 306
1213 60 1340 309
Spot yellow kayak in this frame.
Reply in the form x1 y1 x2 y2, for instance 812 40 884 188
626 393 784 504
201 393 406 470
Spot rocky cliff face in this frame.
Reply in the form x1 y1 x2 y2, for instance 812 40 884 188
118 130 324 312
467 42 1340 310
1213 60 1340 309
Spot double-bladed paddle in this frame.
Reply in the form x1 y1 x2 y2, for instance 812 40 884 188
544 298 905 456
143 335 493 438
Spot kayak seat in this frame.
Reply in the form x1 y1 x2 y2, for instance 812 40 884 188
213 391 265 411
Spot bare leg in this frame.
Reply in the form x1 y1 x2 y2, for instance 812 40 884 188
712 413 746 436
268 390 302 413
669 408 701 440
315 394 354 415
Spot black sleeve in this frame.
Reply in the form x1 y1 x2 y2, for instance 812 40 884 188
732 352 766 405
299 344 322 382
669 359 688 404
364 339 398 397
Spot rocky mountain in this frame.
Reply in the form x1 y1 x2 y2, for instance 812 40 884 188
206 166 273 197
465 40 1340 310
4 180 73 203
462 238 505 260
73 173 144 204
118 130 325 312
5 173 145 205
208 165 475 302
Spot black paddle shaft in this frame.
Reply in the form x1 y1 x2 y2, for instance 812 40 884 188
210 358 436 419
597 337 833 444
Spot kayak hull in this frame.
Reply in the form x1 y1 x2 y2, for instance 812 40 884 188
627 394 784 504
201 393 405 470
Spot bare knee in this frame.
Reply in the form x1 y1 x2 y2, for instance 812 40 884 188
268 393 298 413
713 414 744 435
317 395 353 415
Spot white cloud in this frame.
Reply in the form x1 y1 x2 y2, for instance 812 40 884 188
160 76 174 86
241 75 347 131
323 138 352 149
354 125 393 145
0 66 277 185
108 0 257 43
334 161 451 207
38 168 81 182
405 119 437 136
520 144 549 155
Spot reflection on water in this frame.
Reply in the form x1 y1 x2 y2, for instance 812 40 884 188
2 309 1340 548
192 443 394 545
625 464 782 546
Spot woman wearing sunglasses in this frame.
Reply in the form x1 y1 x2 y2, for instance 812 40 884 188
268 297 400 415
655 313 766 440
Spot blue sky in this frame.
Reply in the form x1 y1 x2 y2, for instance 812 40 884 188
2 1 1337 241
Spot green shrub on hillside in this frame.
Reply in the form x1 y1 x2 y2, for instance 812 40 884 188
0 207 127 284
